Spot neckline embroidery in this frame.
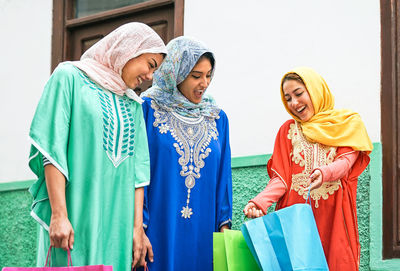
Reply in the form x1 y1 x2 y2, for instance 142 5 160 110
288 121 341 208
151 100 219 219
78 70 136 167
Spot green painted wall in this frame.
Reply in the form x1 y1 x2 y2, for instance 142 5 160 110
0 189 36 267
1 144 399 270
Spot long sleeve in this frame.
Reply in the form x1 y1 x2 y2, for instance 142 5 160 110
141 100 151 228
133 104 150 188
249 177 287 215
215 110 233 230
314 151 359 182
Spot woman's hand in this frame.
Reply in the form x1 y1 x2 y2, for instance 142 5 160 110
243 202 264 218
49 214 74 251
132 226 146 268
306 169 323 191
219 225 229 232
143 232 154 263
45 164 73 251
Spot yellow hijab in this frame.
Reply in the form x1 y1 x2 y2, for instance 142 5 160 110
280 67 373 153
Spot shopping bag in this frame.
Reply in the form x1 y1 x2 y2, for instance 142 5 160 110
213 230 261 271
241 216 280 270
241 203 329 271
2 247 113 271
213 232 228 271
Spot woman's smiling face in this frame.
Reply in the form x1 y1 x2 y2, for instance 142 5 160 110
177 57 212 104
282 79 315 122
121 53 164 89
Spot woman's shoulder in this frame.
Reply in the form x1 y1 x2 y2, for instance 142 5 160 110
280 119 295 129
217 109 228 119
48 62 83 85
275 119 295 136
52 62 80 76
141 96 154 108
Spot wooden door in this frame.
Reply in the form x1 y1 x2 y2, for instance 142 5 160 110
52 0 184 93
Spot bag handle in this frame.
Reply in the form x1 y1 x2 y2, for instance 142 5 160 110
45 246 73 267
305 185 311 205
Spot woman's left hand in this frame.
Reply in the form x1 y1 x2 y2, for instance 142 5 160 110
306 169 323 191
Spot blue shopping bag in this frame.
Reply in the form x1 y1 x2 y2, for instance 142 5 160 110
241 203 329 271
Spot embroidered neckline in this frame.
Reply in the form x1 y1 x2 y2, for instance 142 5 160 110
151 100 219 219
78 71 136 167
288 121 341 208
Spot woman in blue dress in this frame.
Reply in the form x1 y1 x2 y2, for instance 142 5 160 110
140 36 232 271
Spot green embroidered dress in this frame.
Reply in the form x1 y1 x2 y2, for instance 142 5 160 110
28 63 150 271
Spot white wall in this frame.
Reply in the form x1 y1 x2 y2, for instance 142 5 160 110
184 0 381 157
0 0 52 182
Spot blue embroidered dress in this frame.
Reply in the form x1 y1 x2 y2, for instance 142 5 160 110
140 36 232 271
142 97 232 271
28 63 150 271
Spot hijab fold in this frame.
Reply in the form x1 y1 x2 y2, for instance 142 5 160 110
141 36 220 118
281 67 373 153
71 22 167 103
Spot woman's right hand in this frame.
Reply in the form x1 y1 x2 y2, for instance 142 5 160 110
49 214 74 251
243 202 264 218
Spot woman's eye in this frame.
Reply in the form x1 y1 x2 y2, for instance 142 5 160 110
192 75 200 79
296 92 303 97
149 63 155 69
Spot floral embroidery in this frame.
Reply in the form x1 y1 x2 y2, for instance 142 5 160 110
288 122 341 208
151 100 219 218
79 71 135 167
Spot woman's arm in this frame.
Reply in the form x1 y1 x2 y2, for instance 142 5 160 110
132 187 153 268
307 151 360 191
45 164 74 250
243 177 286 218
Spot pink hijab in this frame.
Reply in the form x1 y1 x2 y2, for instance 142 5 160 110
71 22 167 103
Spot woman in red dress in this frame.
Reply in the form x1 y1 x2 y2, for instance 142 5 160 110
243 67 372 271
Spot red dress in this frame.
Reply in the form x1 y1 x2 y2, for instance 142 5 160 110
267 119 369 271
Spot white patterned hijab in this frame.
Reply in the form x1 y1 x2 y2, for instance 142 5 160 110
71 22 167 103
141 36 220 118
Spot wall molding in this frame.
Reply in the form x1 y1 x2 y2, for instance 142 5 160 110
0 180 35 192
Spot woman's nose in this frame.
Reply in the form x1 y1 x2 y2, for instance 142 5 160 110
144 71 153 81
200 77 209 88
290 97 299 107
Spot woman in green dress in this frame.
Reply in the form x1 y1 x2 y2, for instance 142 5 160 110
28 22 166 271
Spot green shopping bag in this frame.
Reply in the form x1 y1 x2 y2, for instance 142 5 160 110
213 232 228 271
213 230 261 271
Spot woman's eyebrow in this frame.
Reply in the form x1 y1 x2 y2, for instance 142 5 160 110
191 69 212 74
151 58 158 68
292 87 302 93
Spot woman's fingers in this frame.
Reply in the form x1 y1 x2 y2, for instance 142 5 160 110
49 216 74 251
244 204 264 218
305 169 323 192
69 230 74 250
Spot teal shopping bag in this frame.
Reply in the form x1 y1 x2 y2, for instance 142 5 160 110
241 217 280 270
213 230 261 271
242 204 329 271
